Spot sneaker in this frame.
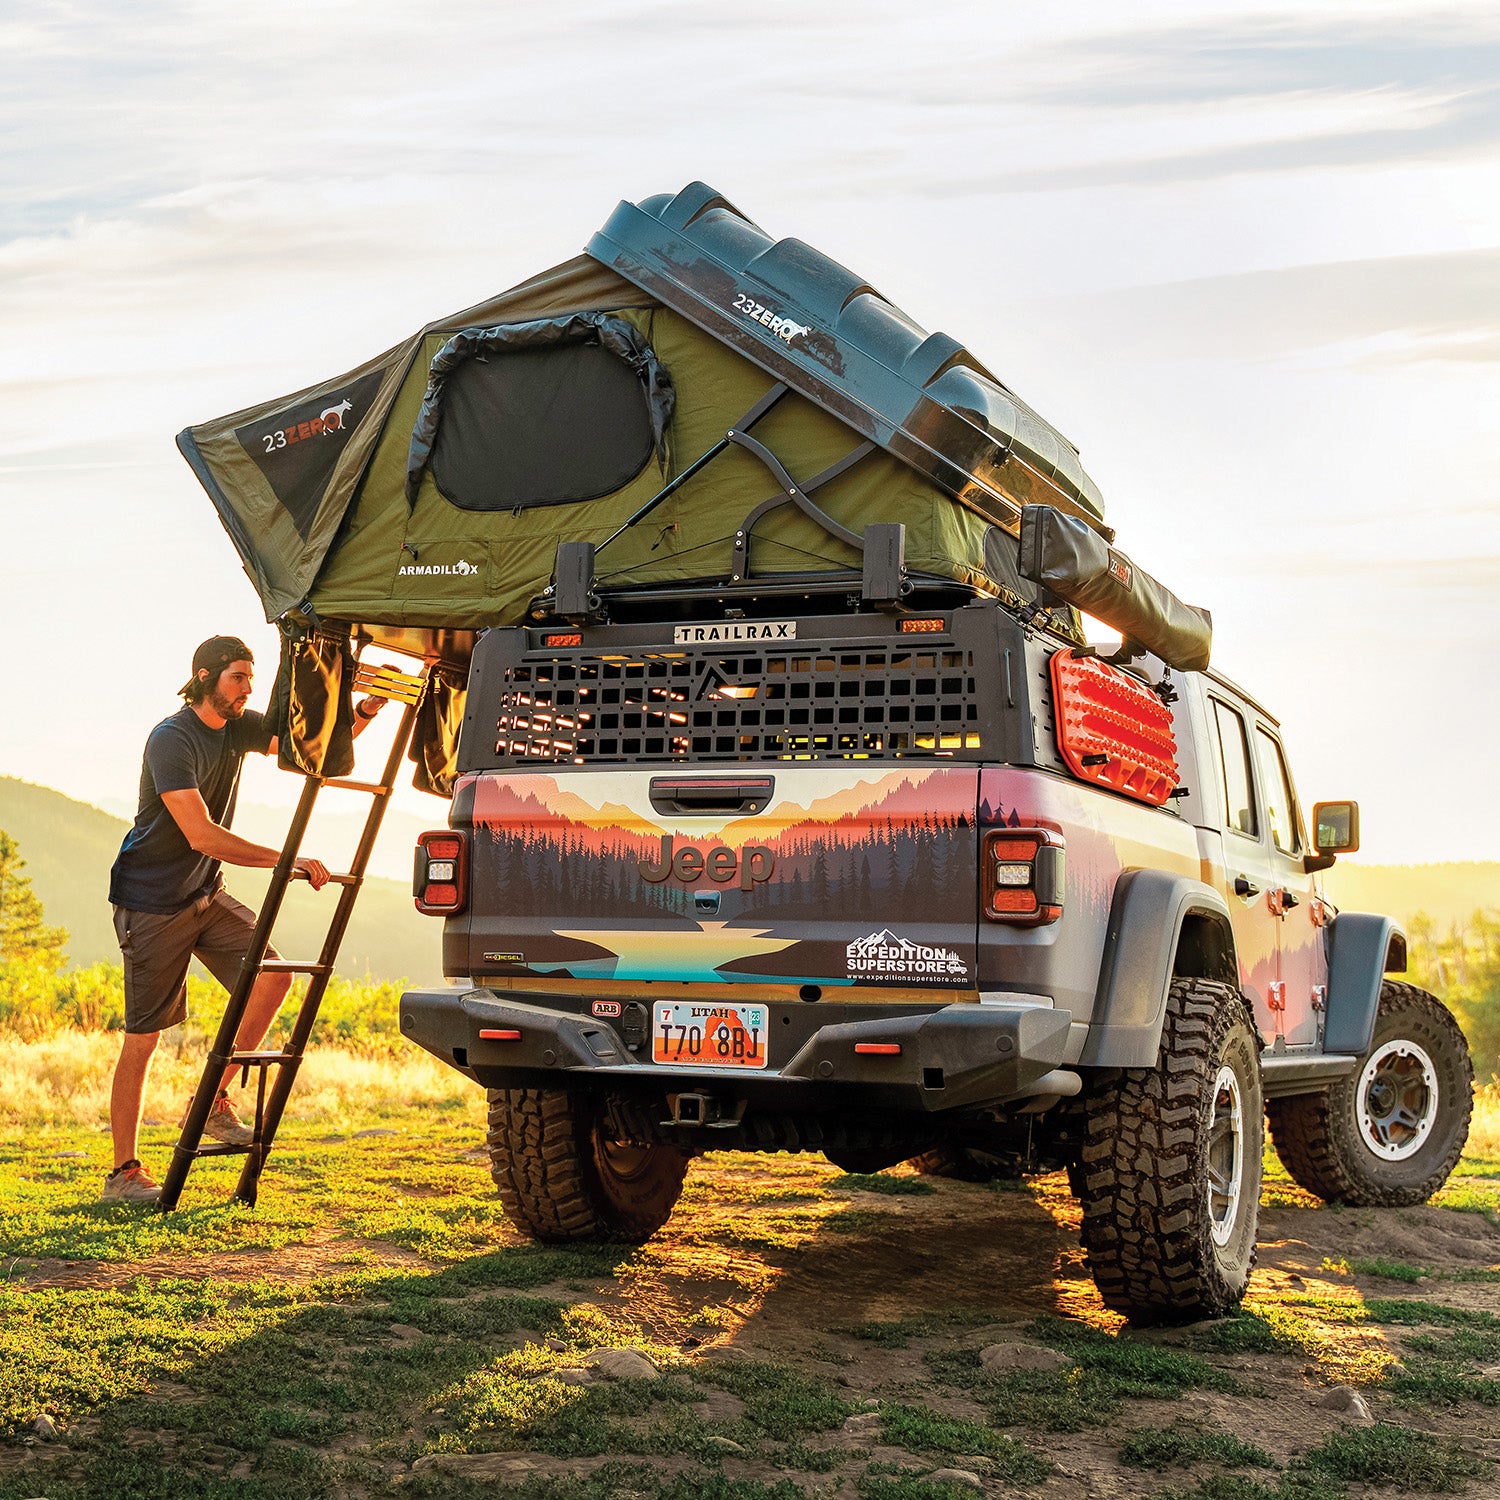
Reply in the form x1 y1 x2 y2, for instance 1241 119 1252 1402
193 1090 256 1146
102 1159 162 1205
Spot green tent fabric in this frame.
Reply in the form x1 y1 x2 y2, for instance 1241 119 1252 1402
180 255 647 628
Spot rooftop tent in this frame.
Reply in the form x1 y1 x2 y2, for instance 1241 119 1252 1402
179 182 1110 662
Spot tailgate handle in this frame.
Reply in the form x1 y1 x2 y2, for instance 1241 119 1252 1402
649 776 774 815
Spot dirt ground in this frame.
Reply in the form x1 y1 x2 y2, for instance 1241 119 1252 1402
7 1144 1500 1500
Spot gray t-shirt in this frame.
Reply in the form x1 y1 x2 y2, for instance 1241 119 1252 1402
109 706 274 914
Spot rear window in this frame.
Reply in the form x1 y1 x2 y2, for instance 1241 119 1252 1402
1253 727 1302 854
1212 700 1257 838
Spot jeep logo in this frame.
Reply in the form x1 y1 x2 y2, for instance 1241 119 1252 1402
638 836 774 891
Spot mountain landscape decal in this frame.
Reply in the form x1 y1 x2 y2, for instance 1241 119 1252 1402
463 767 978 928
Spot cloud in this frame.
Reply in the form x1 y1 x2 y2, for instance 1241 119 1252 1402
957 13 1500 189
1061 246 1500 363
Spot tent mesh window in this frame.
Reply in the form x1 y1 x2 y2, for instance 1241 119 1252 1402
494 648 982 764
432 343 656 511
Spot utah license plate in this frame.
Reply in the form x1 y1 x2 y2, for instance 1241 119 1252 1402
652 1001 769 1069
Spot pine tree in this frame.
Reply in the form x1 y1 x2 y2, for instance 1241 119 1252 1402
0 831 68 968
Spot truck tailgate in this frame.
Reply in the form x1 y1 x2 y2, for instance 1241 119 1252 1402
456 765 980 990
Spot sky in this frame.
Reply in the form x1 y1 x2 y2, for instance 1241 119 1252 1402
2 0 1498 863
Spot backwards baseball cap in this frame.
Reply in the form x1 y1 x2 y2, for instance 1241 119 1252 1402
180 635 255 698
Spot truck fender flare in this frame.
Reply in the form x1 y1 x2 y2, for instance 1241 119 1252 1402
1322 912 1407 1055
1077 870 1238 1069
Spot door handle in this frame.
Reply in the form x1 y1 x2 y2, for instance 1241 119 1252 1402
1233 876 1260 897
649 775 774 816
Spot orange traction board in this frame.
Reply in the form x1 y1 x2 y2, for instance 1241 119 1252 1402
1049 648 1180 807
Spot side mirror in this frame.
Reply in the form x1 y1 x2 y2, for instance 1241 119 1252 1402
1306 800 1359 872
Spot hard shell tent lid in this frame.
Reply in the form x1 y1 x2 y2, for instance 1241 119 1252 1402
587 184 1106 535
177 183 1108 643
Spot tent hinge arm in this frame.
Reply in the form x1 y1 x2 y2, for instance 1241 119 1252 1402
729 439 876 583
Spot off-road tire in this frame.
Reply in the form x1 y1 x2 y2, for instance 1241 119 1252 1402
907 1144 1023 1183
485 1088 690 1243
1267 981 1472 1207
1077 977 1263 1323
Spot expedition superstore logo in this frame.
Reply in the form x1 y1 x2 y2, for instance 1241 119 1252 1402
846 930 968 979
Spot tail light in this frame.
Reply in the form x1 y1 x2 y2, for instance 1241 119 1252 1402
414 830 468 915
982 828 1065 925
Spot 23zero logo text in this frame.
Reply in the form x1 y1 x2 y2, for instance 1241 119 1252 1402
639 836 774 891
258 399 353 454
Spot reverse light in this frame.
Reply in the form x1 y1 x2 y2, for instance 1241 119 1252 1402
414 830 468 915
982 828 1065 925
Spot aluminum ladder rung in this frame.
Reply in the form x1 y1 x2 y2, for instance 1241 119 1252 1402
259 959 332 975
354 664 426 704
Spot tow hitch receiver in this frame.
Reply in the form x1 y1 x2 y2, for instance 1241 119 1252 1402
663 1093 748 1129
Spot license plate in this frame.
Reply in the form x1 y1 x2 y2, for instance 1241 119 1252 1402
652 1002 769 1069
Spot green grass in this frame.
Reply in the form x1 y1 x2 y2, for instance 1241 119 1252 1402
1432 1180 1500 1226
693 1358 857 1440
879 1402 1052 1479
843 1307 1003 1349
831 1172 937 1197
1177 1308 1304 1355
924 1318 1235 1434
1119 1427 1274 1471
0 1119 531 1264
0 1259 609 1436
1153 1477 1344 1500
1323 1254 1430 1284
1027 1316 1235 1394
1301 1422 1489 1490
1151 1420 1493 1498
856 1479 987 1500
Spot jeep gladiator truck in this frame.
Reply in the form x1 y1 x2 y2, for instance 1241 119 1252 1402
399 563 1474 1323
173 179 1473 1305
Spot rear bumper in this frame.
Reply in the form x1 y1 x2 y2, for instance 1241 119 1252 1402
399 986 1074 1114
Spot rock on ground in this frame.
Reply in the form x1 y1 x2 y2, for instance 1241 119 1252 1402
840 1411 884 1439
582 1347 661 1380
412 1453 540 1479
980 1341 1072 1373
927 1468 984 1490
1319 1385 1374 1424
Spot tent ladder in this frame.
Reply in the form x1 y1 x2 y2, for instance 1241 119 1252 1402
157 663 428 1212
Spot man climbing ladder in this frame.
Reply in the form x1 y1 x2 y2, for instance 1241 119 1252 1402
102 635 386 1204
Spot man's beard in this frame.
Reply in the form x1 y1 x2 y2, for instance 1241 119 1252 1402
208 684 246 719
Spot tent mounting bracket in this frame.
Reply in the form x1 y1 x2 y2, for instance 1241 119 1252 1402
727 437 875 581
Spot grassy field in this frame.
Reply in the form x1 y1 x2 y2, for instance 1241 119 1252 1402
3 1024 1499 1500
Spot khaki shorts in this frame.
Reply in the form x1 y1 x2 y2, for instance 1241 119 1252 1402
112 890 281 1034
